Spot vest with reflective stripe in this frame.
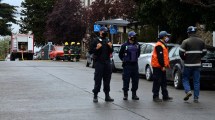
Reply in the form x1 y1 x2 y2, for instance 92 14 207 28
151 41 169 68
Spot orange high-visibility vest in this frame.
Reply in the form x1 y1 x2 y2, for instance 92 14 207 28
151 41 169 68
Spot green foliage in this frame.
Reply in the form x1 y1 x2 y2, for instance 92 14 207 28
0 1 17 35
45 0 86 44
135 0 215 43
0 37 10 60
20 0 57 46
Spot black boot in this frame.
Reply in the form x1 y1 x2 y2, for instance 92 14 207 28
132 92 139 100
93 93 98 103
123 91 128 100
105 93 114 102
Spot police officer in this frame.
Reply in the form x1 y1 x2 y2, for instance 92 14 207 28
119 31 140 100
63 42 70 61
75 42 81 62
70 42 75 62
179 26 206 103
89 26 114 103
151 31 173 102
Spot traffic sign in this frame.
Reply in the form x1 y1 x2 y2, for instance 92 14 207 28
94 24 101 32
110 25 118 34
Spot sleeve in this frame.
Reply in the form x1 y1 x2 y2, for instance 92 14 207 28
119 45 125 61
89 38 97 54
179 40 186 60
201 42 207 57
137 44 141 57
155 45 164 67
108 44 113 53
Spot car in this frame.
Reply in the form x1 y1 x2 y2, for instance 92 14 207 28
138 42 177 81
166 45 215 89
86 51 95 68
5 54 11 61
33 51 40 60
49 46 64 60
110 44 121 72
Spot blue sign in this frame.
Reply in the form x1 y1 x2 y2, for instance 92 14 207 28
94 24 101 32
110 25 118 34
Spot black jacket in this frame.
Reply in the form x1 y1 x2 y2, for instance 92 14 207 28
89 37 113 63
179 34 207 67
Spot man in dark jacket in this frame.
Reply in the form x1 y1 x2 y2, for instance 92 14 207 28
89 26 114 103
119 31 140 100
179 26 207 103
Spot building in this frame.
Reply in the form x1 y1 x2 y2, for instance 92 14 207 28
81 0 95 6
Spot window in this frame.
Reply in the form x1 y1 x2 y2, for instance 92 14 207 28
173 47 180 57
169 47 177 58
145 45 153 53
141 44 147 54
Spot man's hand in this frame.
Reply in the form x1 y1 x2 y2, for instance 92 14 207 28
161 67 166 71
96 43 102 50
107 42 112 48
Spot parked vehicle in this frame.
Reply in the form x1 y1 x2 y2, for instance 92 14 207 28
86 51 94 67
110 44 121 72
33 51 41 60
5 54 11 61
138 42 177 81
10 34 34 61
49 46 64 60
166 45 215 89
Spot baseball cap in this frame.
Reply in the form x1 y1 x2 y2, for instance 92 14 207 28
100 26 108 32
158 31 171 39
187 26 197 33
128 31 137 37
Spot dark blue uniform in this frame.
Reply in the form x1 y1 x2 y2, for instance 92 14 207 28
119 41 140 99
89 37 113 95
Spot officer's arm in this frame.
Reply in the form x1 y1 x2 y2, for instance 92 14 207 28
119 45 125 61
137 44 141 57
155 46 164 67
179 41 186 60
89 39 97 54
201 43 207 57
109 44 113 53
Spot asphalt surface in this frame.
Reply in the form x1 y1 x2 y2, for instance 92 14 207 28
0 60 215 120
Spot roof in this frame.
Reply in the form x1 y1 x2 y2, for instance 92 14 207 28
95 18 137 26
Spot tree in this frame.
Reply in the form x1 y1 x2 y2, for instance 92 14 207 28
0 37 10 60
134 0 215 43
83 0 137 44
45 0 86 44
0 0 17 35
181 0 215 7
20 0 57 46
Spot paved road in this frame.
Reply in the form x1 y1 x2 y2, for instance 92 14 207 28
0 60 215 120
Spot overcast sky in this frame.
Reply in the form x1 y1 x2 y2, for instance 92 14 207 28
2 0 24 33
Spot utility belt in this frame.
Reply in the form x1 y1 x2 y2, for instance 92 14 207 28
122 61 138 67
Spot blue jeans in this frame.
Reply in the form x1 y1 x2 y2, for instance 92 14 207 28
182 66 200 99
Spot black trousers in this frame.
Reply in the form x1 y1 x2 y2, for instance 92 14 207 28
152 67 169 98
92 61 112 94
122 63 139 92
